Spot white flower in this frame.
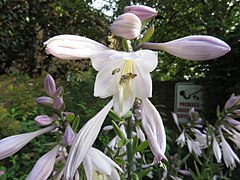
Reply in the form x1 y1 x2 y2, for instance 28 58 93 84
83 147 123 180
64 100 113 179
0 126 56 160
213 135 222 163
186 136 202 157
141 98 166 162
220 130 240 169
91 50 158 116
26 145 60 180
175 129 185 148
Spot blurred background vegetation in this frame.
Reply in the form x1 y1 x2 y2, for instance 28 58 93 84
0 0 240 179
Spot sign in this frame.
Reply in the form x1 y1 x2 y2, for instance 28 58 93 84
174 82 204 122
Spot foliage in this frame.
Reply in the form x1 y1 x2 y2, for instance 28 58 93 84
0 0 109 76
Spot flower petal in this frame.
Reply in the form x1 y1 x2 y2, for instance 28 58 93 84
26 145 60 180
141 35 231 60
44 35 110 60
64 100 113 179
111 13 141 39
141 98 166 162
0 126 56 160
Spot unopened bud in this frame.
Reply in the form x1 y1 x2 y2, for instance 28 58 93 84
55 86 64 96
44 74 56 98
124 5 157 21
140 35 231 60
36 96 54 106
64 125 76 146
110 13 141 40
34 115 59 126
53 96 64 111
224 94 239 109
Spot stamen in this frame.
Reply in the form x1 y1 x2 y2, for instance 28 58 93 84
112 68 121 75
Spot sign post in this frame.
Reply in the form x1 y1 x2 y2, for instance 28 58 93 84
174 82 204 122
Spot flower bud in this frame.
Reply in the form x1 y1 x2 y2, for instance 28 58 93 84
140 35 231 60
55 86 64 96
36 96 54 106
53 96 64 111
34 115 59 126
44 74 56 98
64 125 76 146
110 13 141 40
124 5 157 21
224 94 239 109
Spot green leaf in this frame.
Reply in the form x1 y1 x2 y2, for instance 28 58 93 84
108 110 123 122
114 157 125 166
72 115 80 132
66 113 75 123
216 105 220 117
138 167 153 178
189 169 198 180
140 25 155 43
121 111 132 119
112 121 126 140
135 141 149 152
118 138 127 147
132 172 139 180
132 135 139 152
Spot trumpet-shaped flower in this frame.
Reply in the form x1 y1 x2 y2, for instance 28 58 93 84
26 145 60 180
83 147 123 180
110 13 141 39
124 5 157 21
186 136 202 157
140 35 231 60
176 130 185 148
64 124 76 146
220 129 240 169
0 126 56 160
141 98 166 162
64 100 113 179
92 50 158 116
213 135 222 163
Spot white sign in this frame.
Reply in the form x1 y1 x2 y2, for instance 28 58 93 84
174 82 204 122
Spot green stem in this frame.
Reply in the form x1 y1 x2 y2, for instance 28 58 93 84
127 117 133 180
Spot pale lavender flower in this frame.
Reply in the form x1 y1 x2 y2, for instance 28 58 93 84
124 5 157 21
186 136 202 157
34 114 59 126
53 96 64 111
83 147 123 180
175 130 185 148
213 134 222 163
135 126 146 142
225 117 240 127
44 35 110 60
191 128 207 148
220 129 240 169
172 112 181 131
178 170 190 176
110 13 141 39
26 145 60 180
55 86 64 96
0 126 56 160
64 124 76 146
44 74 56 98
140 35 231 60
141 98 166 162
228 128 240 149
36 96 54 106
64 100 113 179
224 94 239 109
